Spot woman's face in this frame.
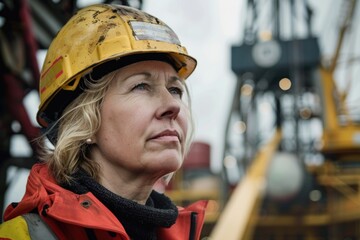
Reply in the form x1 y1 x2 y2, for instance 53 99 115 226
92 60 189 179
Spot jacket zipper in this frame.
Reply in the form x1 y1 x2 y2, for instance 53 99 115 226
85 228 97 240
189 212 198 240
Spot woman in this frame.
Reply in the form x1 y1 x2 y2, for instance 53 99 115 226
0 4 207 240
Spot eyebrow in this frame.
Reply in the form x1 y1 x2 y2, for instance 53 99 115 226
122 72 151 82
168 75 184 85
122 71 183 84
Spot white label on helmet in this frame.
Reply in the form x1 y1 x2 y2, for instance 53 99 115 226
129 21 181 45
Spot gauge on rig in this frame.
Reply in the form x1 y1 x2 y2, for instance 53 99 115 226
252 40 282 68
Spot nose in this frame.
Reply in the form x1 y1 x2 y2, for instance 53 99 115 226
155 90 181 120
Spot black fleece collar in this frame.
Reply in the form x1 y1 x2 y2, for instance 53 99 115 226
62 169 178 240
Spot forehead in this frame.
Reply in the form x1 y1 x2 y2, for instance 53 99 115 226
113 60 181 79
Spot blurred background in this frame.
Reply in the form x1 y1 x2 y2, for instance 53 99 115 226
1 0 360 239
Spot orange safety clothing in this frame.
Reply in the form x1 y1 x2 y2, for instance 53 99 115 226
0 163 207 240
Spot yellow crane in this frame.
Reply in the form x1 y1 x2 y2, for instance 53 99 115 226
210 0 360 239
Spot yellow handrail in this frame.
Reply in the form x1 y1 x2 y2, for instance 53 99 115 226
210 129 282 240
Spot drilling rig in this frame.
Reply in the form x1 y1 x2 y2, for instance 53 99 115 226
212 0 360 239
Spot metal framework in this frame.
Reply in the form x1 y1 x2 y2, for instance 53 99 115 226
215 0 360 239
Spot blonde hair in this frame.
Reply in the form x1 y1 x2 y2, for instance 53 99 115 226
38 69 194 184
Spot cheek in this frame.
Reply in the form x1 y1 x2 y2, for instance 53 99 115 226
181 115 189 137
179 109 191 146
98 99 129 144
101 100 152 146
95 105 144 162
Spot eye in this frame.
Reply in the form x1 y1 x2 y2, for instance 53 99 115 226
169 86 184 98
132 82 150 91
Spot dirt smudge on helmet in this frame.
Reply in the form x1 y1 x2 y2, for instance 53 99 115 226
88 21 117 54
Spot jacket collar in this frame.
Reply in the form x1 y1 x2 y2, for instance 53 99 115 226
4 163 208 239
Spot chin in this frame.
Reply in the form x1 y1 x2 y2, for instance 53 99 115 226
156 155 182 172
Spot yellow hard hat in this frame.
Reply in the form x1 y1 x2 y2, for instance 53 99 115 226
37 4 197 128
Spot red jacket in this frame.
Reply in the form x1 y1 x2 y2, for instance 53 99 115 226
3 163 207 240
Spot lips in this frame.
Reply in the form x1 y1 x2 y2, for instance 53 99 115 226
149 129 181 142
